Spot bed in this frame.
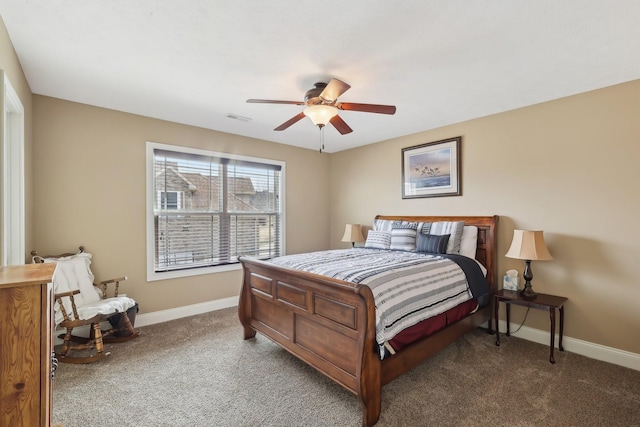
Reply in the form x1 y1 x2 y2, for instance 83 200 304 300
238 215 498 426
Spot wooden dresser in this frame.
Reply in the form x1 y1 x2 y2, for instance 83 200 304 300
0 263 56 427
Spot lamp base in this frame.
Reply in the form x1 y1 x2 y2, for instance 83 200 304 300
520 260 537 299
520 282 537 299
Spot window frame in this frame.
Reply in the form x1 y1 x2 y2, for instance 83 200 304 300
1 73 25 266
146 141 286 281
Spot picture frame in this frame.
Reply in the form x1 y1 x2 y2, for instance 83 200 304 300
401 136 461 199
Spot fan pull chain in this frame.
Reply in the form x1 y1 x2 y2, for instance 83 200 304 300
319 125 325 153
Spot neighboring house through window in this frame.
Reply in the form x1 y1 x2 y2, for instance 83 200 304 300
158 191 182 210
146 142 284 280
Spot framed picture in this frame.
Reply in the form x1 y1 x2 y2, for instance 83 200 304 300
402 136 461 199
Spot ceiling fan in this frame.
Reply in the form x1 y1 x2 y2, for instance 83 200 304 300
247 78 396 135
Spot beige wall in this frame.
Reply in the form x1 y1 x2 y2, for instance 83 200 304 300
330 80 640 354
32 96 330 313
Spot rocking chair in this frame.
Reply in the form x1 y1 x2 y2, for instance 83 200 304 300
32 246 140 363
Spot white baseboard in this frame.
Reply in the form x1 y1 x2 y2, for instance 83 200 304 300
67 299 638 372
137 303 640 372
495 320 640 372
135 296 239 327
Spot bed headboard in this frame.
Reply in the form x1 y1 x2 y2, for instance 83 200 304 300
374 215 499 291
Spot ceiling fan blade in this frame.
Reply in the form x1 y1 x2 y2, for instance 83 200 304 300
320 79 351 102
329 115 353 135
247 99 304 105
336 102 396 115
274 112 306 131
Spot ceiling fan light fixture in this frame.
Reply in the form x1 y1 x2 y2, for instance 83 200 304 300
249 78 394 134
303 105 338 126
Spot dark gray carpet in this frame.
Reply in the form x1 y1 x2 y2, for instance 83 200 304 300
52 307 640 426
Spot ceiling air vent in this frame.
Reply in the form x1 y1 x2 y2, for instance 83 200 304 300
226 113 251 122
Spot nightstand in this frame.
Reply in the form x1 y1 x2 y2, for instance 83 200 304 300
494 289 567 363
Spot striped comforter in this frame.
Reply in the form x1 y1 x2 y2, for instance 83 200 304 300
269 248 473 358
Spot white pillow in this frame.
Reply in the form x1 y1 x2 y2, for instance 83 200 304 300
459 226 478 258
389 221 418 251
390 228 417 251
364 230 391 249
372 219 394 232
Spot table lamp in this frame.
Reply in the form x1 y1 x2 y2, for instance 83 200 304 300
505 230 553 298
341 224 365 248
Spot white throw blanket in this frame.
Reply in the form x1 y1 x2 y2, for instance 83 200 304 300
43 252 136 327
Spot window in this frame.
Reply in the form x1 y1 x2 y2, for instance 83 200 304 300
158 191 182 210
146 142 284 280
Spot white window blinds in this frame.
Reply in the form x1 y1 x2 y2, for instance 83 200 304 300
152 146 283 273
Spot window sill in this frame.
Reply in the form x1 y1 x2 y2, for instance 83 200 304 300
147 262 242 282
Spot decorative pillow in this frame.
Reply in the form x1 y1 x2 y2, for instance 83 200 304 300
390 222 418 251
364 230 391 249
430 221 465 254
391 221 418 229
416 233 450 254
417 222 432 234
459 226 478 258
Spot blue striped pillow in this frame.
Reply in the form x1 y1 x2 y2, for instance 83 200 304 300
416 233 450 254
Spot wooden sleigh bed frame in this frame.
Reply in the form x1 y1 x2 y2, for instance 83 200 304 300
238 215 498 426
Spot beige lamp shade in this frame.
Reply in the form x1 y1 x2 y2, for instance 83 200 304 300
341 224 365 244
505 230 553 261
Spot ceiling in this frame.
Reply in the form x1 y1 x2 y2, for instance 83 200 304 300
1 1 639 153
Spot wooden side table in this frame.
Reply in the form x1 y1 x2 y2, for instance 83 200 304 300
494 289 567 363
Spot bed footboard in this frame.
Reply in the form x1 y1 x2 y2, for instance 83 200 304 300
238 256 383 426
